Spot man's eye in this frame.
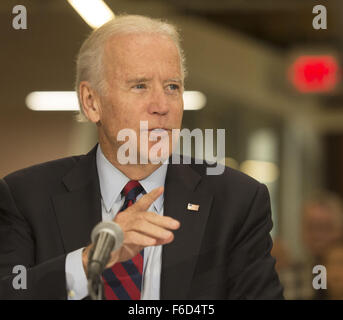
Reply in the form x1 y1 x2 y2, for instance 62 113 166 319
167 84 180 91
133 84 146 89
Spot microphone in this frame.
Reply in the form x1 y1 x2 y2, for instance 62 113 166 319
87 221 124 281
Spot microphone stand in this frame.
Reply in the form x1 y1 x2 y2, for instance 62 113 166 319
87 246 105 300
86 221 124 300
88 274 104 300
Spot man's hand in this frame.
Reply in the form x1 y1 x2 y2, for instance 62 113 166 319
82 186 180 276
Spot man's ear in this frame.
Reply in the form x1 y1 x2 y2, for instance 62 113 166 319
79 81 101 123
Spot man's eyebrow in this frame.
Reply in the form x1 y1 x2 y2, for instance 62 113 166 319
126 77 183 85
164 78 183 84
126 78 152 84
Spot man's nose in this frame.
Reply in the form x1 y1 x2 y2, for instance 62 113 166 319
147 86 169 115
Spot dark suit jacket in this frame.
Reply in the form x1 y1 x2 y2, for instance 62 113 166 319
0 145 283 299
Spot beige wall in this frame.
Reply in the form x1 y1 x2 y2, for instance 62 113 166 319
1 109 76 178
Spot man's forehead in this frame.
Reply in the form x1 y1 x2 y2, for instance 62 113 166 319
103 33 182 78
104 32 178 57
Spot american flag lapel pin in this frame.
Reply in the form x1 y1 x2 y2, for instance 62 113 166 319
187 203 200 212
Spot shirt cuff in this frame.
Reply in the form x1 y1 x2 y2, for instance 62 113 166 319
65 247 88 300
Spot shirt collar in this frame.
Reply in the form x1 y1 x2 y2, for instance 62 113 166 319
96 144 168 213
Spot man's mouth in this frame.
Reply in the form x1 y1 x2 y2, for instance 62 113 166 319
147 128 170 132
143 128 171 140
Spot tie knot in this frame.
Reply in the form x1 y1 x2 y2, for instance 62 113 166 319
122 180 143 202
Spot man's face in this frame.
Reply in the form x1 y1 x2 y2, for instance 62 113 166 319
302 204 343 258
97 33 184 164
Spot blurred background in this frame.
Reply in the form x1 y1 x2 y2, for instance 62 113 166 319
2 0 343 299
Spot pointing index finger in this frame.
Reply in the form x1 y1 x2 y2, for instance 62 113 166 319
131 186 164 212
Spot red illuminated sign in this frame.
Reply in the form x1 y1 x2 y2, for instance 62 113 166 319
289 55 339 93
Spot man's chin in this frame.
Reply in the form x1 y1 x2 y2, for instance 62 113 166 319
136 142 171 164
138 151 171 165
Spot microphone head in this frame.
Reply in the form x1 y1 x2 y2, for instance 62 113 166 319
91 221 124 252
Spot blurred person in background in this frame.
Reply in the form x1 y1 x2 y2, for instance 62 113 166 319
272 192 343 299
302 192 343 261
300 192 343 299
323 241 343 300
285 192 343 299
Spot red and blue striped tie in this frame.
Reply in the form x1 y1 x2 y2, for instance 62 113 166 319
102 180 144 300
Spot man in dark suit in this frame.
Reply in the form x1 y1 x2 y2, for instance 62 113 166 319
0 14 283 299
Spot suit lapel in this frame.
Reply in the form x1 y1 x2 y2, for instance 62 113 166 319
52 145 213 298
161 162 214 299
52 145 102 253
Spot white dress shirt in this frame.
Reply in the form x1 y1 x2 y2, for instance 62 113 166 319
65 144 168 300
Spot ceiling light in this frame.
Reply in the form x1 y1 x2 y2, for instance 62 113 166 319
26 91 207 111
26 91 79 111
67 0 114 29
183 91 206 110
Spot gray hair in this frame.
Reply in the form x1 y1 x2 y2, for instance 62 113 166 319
75 14 187 118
